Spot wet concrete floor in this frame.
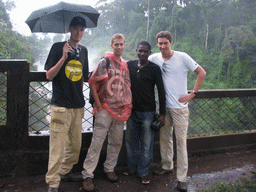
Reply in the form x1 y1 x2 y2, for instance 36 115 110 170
0 149 255 192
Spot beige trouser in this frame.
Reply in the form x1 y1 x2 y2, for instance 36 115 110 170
46 105 84 188
160 107 189 182
82 109 124 179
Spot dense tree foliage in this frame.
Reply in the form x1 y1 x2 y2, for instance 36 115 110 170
0 0 51 70
83 0 255 89
0 0 255 89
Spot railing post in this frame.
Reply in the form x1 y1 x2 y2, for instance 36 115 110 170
0 59 30 149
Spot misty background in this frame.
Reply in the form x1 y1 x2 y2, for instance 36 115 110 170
1 0 255 90
1 0 256 133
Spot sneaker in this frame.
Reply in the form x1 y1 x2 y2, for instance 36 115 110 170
60 171 83 182
48 187 58 192
105 171 118 182
177 181 187 191
82 178 95 191
153 166 173 175
140 176 150 185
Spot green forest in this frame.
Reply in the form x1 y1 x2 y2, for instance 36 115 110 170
1 0 256 90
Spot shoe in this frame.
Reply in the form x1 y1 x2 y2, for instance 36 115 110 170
48 187 58 192
82 178 95 191
153 166 173 175
140 176 150 185
123 169 136 176
60 171 83 182
177 181 187 191
105 171 118 182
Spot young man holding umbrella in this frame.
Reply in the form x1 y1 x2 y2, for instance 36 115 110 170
45 17 88 192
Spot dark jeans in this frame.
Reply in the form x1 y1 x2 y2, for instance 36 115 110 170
125 111 155 177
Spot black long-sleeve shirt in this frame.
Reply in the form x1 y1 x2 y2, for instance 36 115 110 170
127 60 166 116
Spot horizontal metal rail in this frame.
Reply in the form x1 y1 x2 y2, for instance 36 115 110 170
1 70 256 137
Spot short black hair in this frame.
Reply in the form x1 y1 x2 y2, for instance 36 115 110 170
69 16 86 28
137 41 151 51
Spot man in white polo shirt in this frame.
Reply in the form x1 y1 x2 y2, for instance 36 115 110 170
149 31 206 191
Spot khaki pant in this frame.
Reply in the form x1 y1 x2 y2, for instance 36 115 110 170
82 109 124 179
46 105 84 188
160 107 189 182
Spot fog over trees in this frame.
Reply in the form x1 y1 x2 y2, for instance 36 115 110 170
1 0 256 89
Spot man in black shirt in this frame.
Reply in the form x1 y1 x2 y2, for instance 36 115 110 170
124 41 166 184
44 17 89 192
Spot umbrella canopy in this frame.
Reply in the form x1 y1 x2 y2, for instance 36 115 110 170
25 1 100 33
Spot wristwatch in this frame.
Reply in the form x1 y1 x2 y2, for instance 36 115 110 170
192 90 197 95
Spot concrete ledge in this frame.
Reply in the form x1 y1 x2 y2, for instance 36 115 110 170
0 131 255 177
187 132 256 157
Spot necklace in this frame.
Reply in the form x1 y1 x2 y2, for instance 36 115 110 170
138 61 148 69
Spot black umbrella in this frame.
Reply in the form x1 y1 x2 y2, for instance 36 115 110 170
25 1 100 33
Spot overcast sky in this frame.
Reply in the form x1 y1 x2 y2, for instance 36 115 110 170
5 0 97 36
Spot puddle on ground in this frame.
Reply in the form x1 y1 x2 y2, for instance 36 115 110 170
187 164 255 192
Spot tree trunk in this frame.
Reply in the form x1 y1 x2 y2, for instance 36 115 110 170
146 0 150 41
174 28 177 43
205 23 209 50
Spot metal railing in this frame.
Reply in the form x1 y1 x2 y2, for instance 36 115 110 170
1 70 256 137
27 79 256 136
28 80 94 135
188 95 256 137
